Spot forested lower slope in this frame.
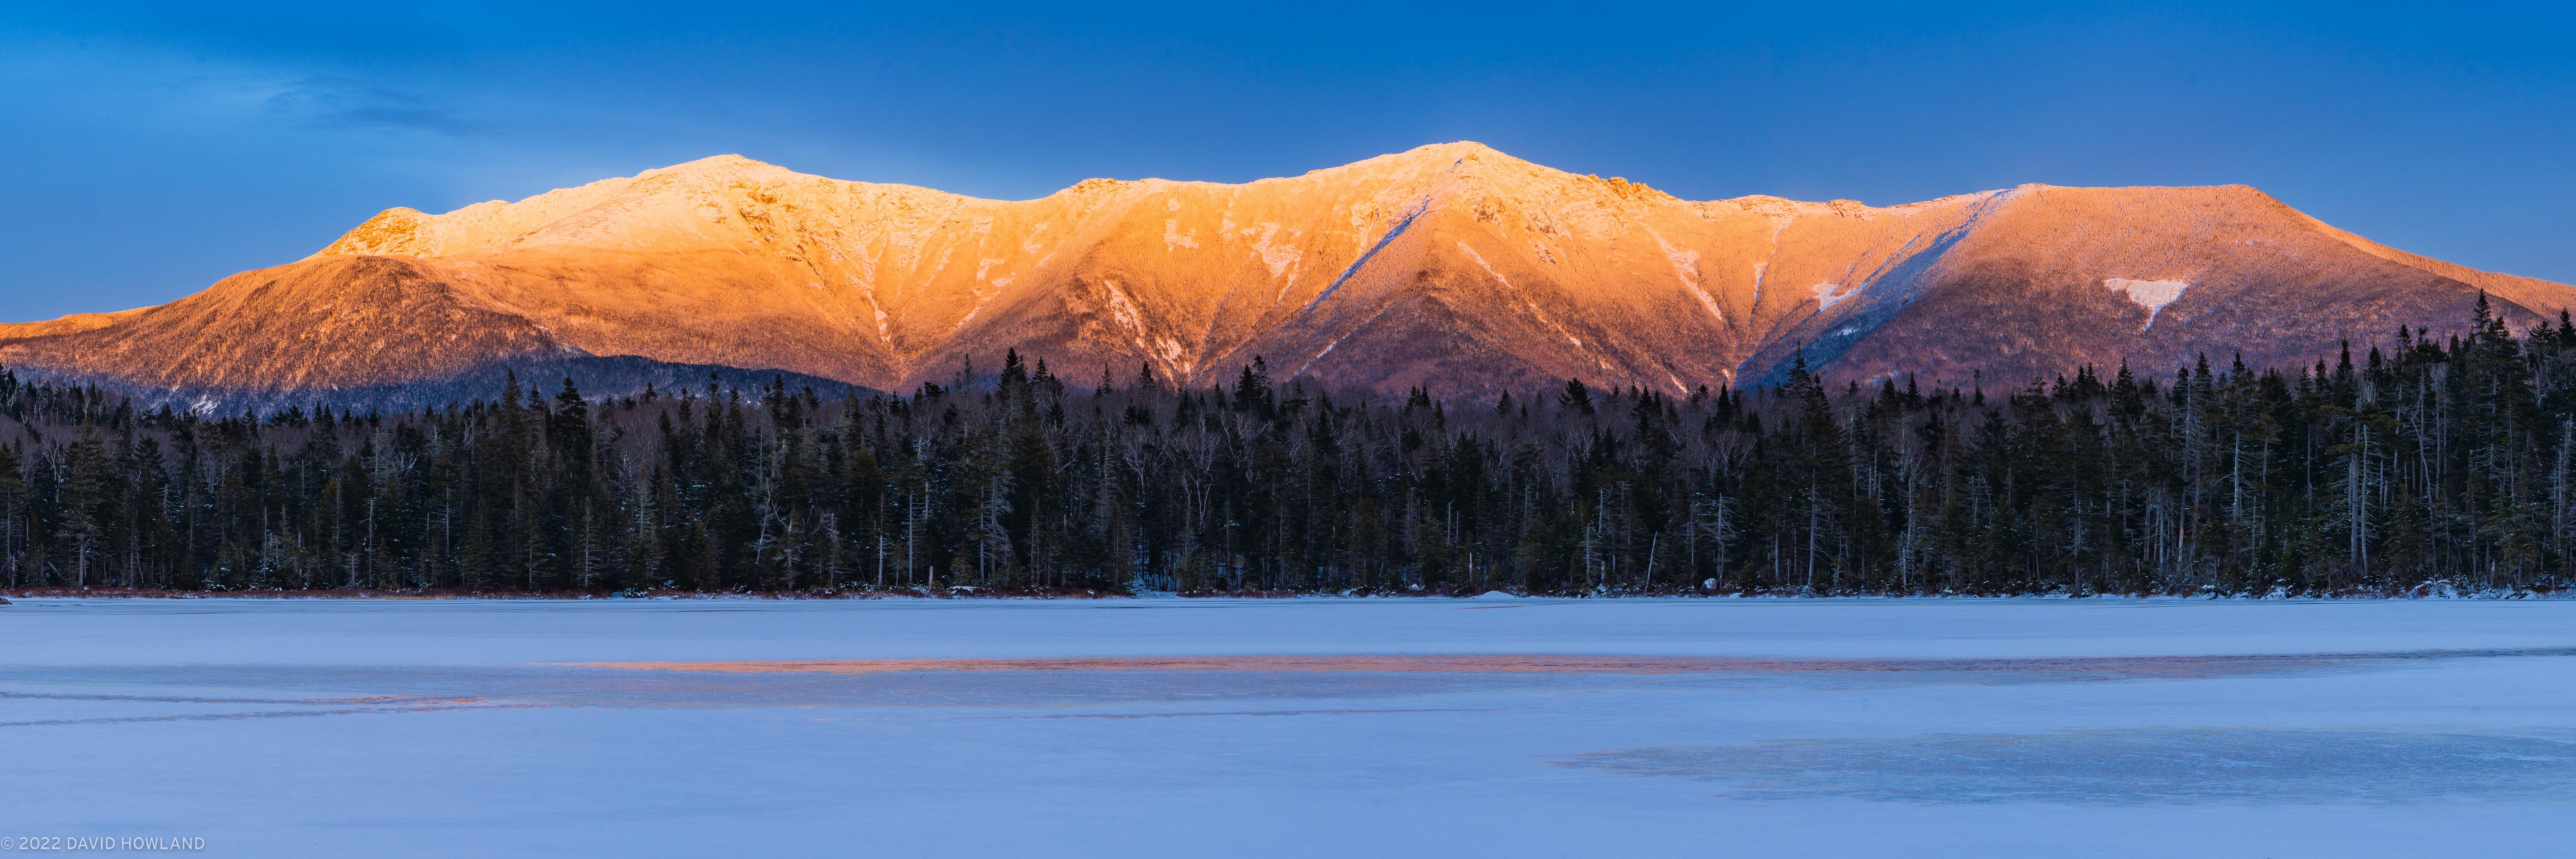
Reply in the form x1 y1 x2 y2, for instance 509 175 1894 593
4 298 2574 596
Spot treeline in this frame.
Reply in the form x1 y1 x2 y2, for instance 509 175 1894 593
6 298 2576 596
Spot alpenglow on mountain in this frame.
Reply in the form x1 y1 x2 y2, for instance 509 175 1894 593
5 142 2568 406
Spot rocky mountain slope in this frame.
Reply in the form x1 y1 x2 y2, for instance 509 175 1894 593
6 143 2565 405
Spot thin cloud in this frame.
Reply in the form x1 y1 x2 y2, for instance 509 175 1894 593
263 76 496 136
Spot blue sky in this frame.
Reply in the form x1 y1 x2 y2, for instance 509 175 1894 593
3 2 2570 321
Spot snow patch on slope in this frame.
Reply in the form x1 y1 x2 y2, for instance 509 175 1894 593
1812 283 1849 312
1297 303 1402 377
1253 225 1300 277
1103 279 1192 378
1455 243 1590 352
2106 279 2190 330
1103 281 1146 333
1651 233 1724 323
1303 199 1428 313
1457 242 1509 287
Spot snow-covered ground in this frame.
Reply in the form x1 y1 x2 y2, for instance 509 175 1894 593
4 597 2573 856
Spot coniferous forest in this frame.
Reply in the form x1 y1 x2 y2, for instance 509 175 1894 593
5 299 2576 597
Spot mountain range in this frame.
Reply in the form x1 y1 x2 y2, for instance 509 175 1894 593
4 141 2565 407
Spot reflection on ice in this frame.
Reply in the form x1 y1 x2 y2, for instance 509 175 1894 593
6 647 2572 719
0 664 1570 711
0 696 540 727
1566 728 2576 804
570 648 2576 680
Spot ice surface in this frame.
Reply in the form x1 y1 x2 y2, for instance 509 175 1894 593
1568 727 2576 804
4 597 2575 857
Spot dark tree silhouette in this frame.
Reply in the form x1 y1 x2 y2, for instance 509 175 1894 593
4 301 2573 597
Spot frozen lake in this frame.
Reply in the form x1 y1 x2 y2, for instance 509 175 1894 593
4 596 2574 856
